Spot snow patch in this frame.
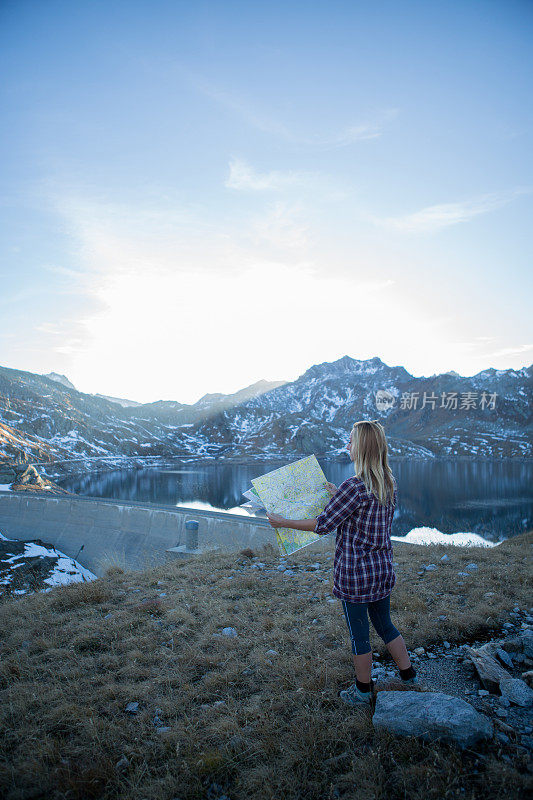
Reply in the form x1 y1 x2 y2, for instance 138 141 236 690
0 532 97 594
392 527 498 547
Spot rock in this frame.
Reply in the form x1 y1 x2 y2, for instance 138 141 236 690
502 637 523 653
495 648 514 669
440 554 449 562
221 627 238 637
466 563 478 570
522 670 533 687
443 641 451 649
478 689 490 697
372 691 493 749
414 647 425 656
499 678 533 708
495 722 515 738
484 592 495 598
424 564 437 571
115 755 130 772
465 645 512 694
266 649 279 656
520 630 533 659
125 702 139 714
457 572 469 577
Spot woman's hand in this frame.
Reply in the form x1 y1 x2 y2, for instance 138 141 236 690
325 480 338 496
266 513 287 529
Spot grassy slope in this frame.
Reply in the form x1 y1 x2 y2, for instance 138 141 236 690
1 531 532 800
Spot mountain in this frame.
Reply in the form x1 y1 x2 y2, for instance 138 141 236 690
189 355 532 460
93 393 143 407
42 372 76 390
0 366 286 477
0 357 531 482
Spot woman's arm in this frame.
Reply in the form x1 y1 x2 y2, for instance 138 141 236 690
266 513 317 531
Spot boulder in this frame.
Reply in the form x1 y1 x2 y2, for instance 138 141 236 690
520 630 533 660
499 678 533 708
372 690 493 749
522 670 533 687
465 645 512 693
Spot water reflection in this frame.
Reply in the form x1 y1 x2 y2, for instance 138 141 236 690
58 458 533 543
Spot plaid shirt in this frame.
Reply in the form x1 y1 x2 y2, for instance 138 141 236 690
314 475 397 603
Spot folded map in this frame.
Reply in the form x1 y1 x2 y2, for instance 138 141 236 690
249 454 331 555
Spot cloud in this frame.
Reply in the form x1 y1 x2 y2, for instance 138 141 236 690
488 343 533 358
249 201 309 249
367 187 532 234
225 157 306 191
186 70 398 149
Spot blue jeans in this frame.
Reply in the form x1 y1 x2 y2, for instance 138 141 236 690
341 593 400 655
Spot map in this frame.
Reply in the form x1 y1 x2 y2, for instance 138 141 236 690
251 454 331 555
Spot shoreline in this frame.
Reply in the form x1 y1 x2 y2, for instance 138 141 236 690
37 451 533 485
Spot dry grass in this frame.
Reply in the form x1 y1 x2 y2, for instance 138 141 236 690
0 531 531 800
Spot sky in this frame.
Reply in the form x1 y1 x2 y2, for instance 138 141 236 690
1 0 532 404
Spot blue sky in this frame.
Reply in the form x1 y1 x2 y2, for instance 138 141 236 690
1 0 532 403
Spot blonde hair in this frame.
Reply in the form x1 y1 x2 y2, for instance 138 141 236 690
349 420 395 506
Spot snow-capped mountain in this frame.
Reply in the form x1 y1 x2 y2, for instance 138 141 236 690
0 356 531 482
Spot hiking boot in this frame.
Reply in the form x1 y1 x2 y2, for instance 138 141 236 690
339 681 373 707
400 676 420 687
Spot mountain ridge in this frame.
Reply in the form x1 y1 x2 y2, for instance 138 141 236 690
0 356 531 482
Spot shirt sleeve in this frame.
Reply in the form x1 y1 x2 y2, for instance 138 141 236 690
314 479 362 536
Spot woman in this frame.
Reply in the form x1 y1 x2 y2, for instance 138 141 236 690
266 419 417 706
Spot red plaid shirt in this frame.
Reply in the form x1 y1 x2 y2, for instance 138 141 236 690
314 475 397 603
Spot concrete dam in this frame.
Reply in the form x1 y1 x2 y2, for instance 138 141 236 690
0 490 291 578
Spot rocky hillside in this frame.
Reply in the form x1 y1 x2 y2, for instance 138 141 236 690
0 356 531 482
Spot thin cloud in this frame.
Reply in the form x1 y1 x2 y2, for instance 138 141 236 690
250 201 309 250
368 187 532 234
225 158 305 191
489 343 533 358
186 70 398 148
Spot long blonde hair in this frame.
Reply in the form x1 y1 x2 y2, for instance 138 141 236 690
349 420 395 506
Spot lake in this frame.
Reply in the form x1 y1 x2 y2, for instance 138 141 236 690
57 458 533 543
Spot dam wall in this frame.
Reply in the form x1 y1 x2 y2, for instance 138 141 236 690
0 490 288 578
